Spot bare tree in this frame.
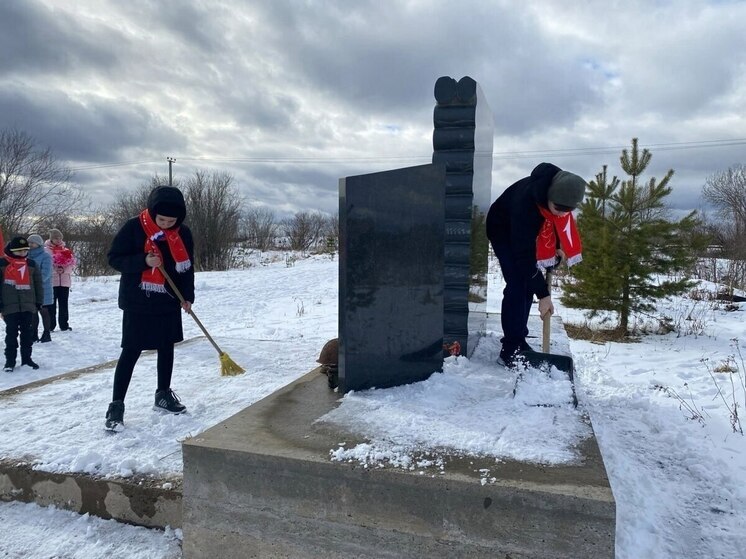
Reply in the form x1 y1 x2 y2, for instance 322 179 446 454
183 169 241 271
325 213 339 249
703 165 746 291
0 128 83 235
282 211 327 252
241 206 278 251
108 175 175 230
66 209 120 277
323 212 339 252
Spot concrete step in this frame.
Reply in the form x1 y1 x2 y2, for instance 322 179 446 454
0 458 181 528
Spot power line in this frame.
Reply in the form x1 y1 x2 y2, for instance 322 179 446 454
68 138 746 172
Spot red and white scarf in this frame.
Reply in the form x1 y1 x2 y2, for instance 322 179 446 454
139 209 191 293
536 206 583 270
4 256 31 290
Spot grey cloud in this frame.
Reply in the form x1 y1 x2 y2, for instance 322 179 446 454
0 87 186 162
0 1 123 76
247 1 603 133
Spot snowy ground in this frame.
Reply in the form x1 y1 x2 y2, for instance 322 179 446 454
1 251 745 558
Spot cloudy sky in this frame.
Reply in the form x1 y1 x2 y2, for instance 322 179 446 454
2 0 745 216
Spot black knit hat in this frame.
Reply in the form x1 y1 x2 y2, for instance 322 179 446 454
153 202 183 218
7 236 30 253
548 171 587 209
148 185 186 225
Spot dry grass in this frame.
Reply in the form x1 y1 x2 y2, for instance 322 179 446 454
564 323 641 344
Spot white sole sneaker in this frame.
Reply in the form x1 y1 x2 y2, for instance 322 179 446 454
153 405 187 415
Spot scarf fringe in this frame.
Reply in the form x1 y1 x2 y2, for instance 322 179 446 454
175 260 191 273
566 253 583 267
140 281 169 294
536 257 558 271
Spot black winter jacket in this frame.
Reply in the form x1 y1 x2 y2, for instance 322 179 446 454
485 162 562 299
0 256 44 315
108 187 195 314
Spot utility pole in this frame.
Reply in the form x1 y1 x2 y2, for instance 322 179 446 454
167 157 176 186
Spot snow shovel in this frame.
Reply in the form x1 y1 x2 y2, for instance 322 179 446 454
515 270 578 407
158 265 245 376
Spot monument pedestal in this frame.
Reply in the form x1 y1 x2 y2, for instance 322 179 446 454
182 370 615 558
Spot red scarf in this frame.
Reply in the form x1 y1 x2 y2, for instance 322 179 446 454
139 209 191 293
4 256 31 290
536 206 582 270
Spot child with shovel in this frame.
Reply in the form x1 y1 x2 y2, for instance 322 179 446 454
486 163 586 367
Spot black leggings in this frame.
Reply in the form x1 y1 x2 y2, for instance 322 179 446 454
112 345 175 402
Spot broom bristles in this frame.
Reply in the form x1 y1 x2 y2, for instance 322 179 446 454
219 352 245 376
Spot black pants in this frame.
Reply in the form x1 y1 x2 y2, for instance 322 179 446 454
112 345 175 402
32 305 53 340
493 242 534 357
4 311 34 365
51 286 70 330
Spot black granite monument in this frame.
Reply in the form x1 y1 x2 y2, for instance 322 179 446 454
338 164 445 393
432 76 494 357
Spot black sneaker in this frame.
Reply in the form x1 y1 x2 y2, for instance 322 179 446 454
105 400 125 430
154 389 187 414
499 347 526 369
61 326 72 331
3 361 14 372
21 359 39 370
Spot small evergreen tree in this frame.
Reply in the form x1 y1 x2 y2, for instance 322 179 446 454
562 138 706 334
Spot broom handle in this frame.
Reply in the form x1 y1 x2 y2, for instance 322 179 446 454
542 270 552 353
157 265 225 355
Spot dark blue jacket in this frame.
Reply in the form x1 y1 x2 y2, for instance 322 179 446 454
485 162 562 299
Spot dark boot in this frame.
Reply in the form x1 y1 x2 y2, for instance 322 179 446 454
3 361 14 372
21 358 39 370
40 331 52 343
105 400 125 430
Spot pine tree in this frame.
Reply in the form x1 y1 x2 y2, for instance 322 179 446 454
562 138 706 334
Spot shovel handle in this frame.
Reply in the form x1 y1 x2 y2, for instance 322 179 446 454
542 270 553 353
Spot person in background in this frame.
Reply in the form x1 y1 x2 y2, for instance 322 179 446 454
45 229 76 331
104 185 195 430
486 163 586 367
27 234 53 343
1 236 44 371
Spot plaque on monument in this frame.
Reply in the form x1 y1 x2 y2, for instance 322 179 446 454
432 76 494 357
339 164 445 393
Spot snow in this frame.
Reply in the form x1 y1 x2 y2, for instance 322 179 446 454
1 250 746 558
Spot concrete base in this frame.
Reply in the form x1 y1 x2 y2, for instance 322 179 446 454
182 369 615 558
0 459 181 528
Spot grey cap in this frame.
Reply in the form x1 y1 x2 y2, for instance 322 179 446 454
27 234 44 246
548 171 587 209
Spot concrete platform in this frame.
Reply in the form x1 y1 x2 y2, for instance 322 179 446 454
182 368 616 558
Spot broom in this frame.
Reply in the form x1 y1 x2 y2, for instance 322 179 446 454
158 265 245 376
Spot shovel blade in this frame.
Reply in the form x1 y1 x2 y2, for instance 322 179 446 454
520 350 578 407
